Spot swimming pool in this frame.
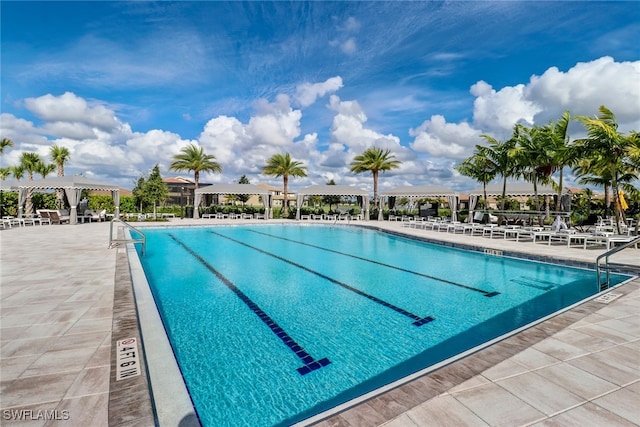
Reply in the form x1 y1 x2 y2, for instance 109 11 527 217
135 224 629 426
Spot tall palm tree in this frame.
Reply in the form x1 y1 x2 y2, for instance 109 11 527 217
19 152 42 215
350 147 401 210
50 145 71 208
574 106 639 233
170 144 222 189
262 153 307 217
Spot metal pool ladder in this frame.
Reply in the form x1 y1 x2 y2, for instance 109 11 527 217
109 218 146 255
596 236 640 291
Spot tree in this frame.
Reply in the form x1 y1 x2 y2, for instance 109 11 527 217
237 175 251 206
322 179 341 212
144 165 169 219
574 106 639 233
262 153 307 217
510 124 555 218
170 144 222 189
10 165 24 181
37 162 56 178
0 138 14 154
455 150 496 210
546 111 577 211
50 145 70 176
19 152 42 215
50 144 71 208
476 130 518 211
132 176 147 213
350 147 401 210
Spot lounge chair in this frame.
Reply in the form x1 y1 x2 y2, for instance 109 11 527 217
85 209 106 222
604 235 639 250
35 210 52 225
49 210 70 224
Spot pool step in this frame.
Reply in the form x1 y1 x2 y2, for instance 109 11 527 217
510 277 556 291
606 262 640 275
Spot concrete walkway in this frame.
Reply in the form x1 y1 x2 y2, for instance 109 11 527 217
0 219 638 426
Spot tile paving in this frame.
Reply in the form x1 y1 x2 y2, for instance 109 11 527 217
0 219 638 426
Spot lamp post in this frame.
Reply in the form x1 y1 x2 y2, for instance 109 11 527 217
181 186 185 219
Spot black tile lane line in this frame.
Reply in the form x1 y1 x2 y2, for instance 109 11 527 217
248 229 500 298
168 234 330 376
209 230 435 327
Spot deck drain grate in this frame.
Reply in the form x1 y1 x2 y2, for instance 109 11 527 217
593 292 622 304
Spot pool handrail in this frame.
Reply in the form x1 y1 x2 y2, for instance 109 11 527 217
596 235 640 291
109 217 146 255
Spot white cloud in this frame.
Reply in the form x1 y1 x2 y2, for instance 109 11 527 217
24 92 122 131
340 38 357 55
330 16 360 55
470 82 541 136
198 97 311 182
525 56 640 127
467 57 640 137
328 95 400 152
246 95 302 146
341 17 361 32
410 115 480 159
295 76 343 107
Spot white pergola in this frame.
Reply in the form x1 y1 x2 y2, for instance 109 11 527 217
379 185 459 221
295 185 370 220
14 176 121 224
193 183 272 219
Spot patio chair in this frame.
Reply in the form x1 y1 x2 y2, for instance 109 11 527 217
35 210 52 225
49 210 70 224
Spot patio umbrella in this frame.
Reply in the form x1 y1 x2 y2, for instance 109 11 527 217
619 190 628 210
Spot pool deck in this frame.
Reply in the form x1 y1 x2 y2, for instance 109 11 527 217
0 219 638 426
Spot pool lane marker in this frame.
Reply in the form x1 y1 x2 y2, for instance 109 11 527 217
249 229 500 298
210 230 435 327
168 234 330 376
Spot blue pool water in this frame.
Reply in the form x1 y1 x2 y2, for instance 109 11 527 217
136 224 628 426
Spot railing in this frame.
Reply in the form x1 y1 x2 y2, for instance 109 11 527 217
109 218 146 255
596 235 640 291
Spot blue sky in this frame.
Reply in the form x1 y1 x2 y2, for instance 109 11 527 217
1 1 639 192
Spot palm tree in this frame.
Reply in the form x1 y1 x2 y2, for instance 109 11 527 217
350 147 401 211
0 137 14 155
510 124 556 217
456 150 496 211
546 111 577 210
37 162 56 179
476 131 518 211
574 106 639 233
262 153 307 217
170 144 222 189
50 144 71 208
10 165 24 181
50 144 70 176
19 152 42 215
